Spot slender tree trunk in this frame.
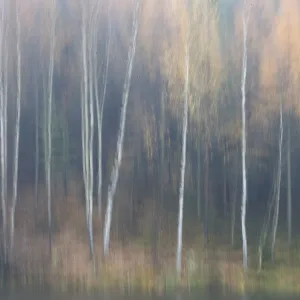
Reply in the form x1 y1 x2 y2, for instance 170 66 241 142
159 82 165 221
80 0 98 264
204 141 209 245
10 0 21 256
223 142 228 217
42 75 47 185
0 1 7 262
168 154 172 187
62 102 69 201
3 26 8 260
46 2 56 257
286 113 291 246
87 13 95 262
271 99 283 261
231 160 238 246
0 4 9 263
152 83 166 268
130 160 135 231
152 176 158 268
160 83 165 212
197 137 201 219
80 0 89 230
241 0 249 270
103 0 140 257
34 76 39 222
176 32 189 276
258 162 277 271
80 0 96 262
95 1 111 218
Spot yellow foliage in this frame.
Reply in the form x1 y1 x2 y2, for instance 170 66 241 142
162 0 222 132
260 0 300 114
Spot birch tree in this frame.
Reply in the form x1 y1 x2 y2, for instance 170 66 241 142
34 72 39 220
223 142 228 216
258 163 277 270
241 0 249 270
163 0 221 250
259 0 300 252
80 0 96 262
103 0 140 257
45 0 56 257
271 95 283 260
80 0 89 244
193 0 221 240
159 81 165 241
230 158 239 246
196 135 201 219
0 0 8 262
95 0 111 217
286 114 291 246
87 1 95 263
176 25 189 276
9 0 21 256
273 0 300 247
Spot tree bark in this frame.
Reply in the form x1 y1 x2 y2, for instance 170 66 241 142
87 3 95 262
103 0 140 257
231 159 238 246
176 31 189 276
10 0 22 256
258 162 277 271
197 136 201 219
241 0 249 270
287 113 291 246
0 0 7 263
62 102 69 201
271 98 283 261
223 142 228 217
46 1 56 258
204 140 209 245
34 73 39 223
95 0 111 217
80 0 97 264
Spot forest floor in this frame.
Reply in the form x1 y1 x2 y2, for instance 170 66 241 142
2 185 300 295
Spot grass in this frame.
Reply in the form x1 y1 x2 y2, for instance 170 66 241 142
5 230 300 295
2 184 300 296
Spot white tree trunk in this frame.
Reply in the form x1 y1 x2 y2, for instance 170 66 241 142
231 159 238 246
103 0 140 257
10 0 21 256
287 115 291 246
80 28 88 228
258 162 277 271
271 99 283 260
62 108 69 200
160 83 165 209
46 1 56 257
80 0 89 232
95 1 111 217
176 32 190 276
87 12 95 260
34 76 39 220
80 0 96 262
197 136 201 219
241 0 249 270
223 146 227 217
0 0 7 262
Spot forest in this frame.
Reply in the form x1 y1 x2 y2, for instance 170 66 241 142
1 0 300 295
